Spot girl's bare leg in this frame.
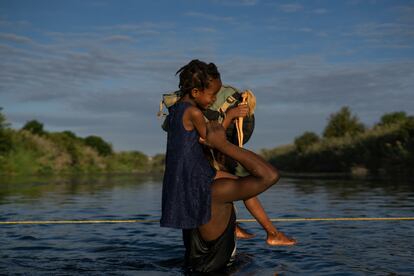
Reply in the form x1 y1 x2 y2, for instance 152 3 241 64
243 197 296 246
235 221 255 239
215 170 296 246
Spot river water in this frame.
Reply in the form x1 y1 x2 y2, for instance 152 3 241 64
0 174 413 275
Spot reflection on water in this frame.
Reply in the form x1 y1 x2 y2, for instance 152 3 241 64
0 174 162 200
1 174 413 275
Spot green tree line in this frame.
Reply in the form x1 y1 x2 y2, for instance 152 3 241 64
261 107 414 176
3 107 412 176
0 108 164 175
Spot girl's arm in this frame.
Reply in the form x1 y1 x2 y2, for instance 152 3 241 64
185 105 250 140
185 106 208 139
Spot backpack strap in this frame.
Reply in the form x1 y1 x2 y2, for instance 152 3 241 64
201 114 221 171
158 91 182 118
218 92 238 114
157 99 167 118
209 148 221 171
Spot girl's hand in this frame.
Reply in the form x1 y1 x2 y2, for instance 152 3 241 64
226 104 249 120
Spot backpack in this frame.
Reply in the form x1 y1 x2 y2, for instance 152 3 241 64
158 85 255 145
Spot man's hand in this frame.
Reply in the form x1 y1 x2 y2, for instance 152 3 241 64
200 121 228 150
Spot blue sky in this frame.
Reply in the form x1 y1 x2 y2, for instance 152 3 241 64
1 0 413 155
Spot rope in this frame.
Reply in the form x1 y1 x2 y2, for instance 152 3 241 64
1 217 414 225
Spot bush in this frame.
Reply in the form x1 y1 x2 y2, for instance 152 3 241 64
0 107 10 130
0 129 13 154
0 109 151 175
107 151 150 173
48 132 80 167
376 111 408 127
266 120 414 175
323 106 365 138
151 153 166 173
62 130 77 139
294 131 320 153
22 120 45 135
0 108 13 154
84 135 113 156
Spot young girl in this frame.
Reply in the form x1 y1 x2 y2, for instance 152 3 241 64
161 60 295 246
160 60 222 229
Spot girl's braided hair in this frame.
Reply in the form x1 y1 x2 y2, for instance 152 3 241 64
176 59 221 96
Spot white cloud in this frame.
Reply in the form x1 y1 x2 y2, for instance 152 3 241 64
298 27 313 33
192 27 217 33
278 4 304 13
101 35 135 43
339 21 414 49
311 8 329 14
0 33 33 44
394 5 414 23
211 0 259 6
184 12 235 22
96 22 173 36
0 19 31 29
352 22 414 38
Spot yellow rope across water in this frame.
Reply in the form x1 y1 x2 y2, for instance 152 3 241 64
1 217 414 225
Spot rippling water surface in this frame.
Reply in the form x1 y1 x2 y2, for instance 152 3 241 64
0 174 413 275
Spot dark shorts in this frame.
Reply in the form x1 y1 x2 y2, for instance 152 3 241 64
182 208 236 273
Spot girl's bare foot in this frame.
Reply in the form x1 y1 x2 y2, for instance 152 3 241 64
235 224 255 239
266 231 297 246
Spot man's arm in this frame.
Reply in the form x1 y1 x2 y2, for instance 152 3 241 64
204 121 279 203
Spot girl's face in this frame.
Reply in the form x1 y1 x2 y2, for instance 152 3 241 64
192 78 222 110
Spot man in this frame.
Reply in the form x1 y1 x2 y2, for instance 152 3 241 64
183 121 281 273
204 85 296 246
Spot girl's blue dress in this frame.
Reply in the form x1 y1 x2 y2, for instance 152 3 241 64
161 102 216 229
